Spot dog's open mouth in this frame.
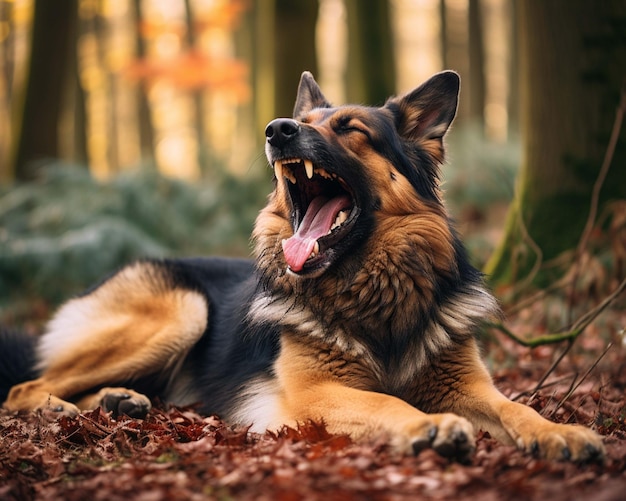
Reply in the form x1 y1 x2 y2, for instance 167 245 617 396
273 158 359 275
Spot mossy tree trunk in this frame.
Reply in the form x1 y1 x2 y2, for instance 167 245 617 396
485 0 626 289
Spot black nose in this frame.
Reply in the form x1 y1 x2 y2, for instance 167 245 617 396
265 118 300 147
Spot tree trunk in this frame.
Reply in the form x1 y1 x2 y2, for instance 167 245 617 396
468 0 485 124
12 0 78 179
345 0 395 105
439 0 469 121
252 0 275 143
133 0 155 165
274 0 318 117
183 0 206 174
485 0 626 288
252 0 317 134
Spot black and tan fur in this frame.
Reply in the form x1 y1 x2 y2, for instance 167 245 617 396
1 72 604 462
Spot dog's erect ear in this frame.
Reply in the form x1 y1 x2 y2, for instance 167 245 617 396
293 71 331 118
385 71 460 145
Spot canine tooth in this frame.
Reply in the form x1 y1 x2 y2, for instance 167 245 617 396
274 160 283 180
304 159 314 179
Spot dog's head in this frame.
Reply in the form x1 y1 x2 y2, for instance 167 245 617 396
254 71 460 287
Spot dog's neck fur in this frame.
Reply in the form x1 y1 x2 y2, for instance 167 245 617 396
251 219 500 386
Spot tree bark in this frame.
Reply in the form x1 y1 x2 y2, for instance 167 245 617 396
274 0 318 117
12 0 78 179
468 0 485 124
485 0 626 288
133 0 155 165
345 0 395 105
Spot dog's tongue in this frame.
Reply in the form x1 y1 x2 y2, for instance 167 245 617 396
282 195 351 272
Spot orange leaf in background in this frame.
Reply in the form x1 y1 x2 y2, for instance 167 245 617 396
124 51 250 101
139 0 248 39
194 0 249 31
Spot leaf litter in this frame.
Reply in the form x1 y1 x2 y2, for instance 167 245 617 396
1 309 625 500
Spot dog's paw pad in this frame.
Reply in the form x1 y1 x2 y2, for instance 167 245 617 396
411 426 438 455
582 443 604 462
405 414 475 462
432 425 475 462
101 391 151 419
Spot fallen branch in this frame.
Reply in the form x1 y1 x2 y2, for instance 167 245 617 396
488 276 626 348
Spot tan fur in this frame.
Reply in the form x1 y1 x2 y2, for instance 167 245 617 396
5 262 208 415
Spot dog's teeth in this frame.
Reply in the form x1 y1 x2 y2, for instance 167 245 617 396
330 210 349 232
274 160 283 180
316 168 332 180
304 159 314 179
307 241 320 259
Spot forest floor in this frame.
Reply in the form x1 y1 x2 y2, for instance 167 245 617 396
1 296 625 501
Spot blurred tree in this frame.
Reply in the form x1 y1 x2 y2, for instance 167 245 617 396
439 0 470 121
344 0 394 105
12 0 81 180
485 0 626 289
275 0 318 117
132 0 155 164
468 0 485 123
507 2 519 135
252 0 317 136
184 0 205 171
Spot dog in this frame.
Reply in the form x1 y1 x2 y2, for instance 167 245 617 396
1 71 604 462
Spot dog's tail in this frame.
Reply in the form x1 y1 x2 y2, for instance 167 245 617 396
0 328 39 404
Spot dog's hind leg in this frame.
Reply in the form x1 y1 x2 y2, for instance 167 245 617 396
4 261 208 417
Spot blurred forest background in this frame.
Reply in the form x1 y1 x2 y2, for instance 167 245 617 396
0 0 624 332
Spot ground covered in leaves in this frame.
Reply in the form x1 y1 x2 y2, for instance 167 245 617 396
1 339 625 501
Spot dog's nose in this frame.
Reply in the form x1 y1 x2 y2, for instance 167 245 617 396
265 118 300 147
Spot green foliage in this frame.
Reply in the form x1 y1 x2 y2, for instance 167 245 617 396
443 124 520 268
443 123 520 211
0 163 271 308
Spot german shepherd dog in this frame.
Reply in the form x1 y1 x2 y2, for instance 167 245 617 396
1 71 604 462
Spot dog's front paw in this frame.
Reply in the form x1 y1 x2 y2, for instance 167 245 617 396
516 422 604 463
100 389 152 419
4 382 81 416
40 395 80 417
76 387 152 419
394 413 475 462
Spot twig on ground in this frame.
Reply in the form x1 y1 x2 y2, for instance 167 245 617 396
548 343 613 418
567 86 626 323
